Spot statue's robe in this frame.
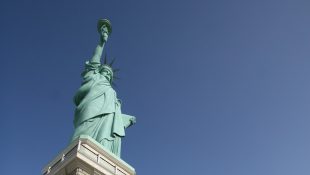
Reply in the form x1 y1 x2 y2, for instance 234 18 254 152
71 61 135 157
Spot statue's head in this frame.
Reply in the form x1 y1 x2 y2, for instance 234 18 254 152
100 65 113 83
99 54 118 84
97 19 112 41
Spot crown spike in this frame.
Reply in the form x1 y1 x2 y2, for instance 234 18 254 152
109 57 116 66
113 68 120 72
104 53 108 64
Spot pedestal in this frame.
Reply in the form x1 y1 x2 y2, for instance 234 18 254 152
42 135 136 175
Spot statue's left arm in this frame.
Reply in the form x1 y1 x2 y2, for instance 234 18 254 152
122 114 136 128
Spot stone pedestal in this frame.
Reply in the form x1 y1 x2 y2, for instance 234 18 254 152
42 135 136 175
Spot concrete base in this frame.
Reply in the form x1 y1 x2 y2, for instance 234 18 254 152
42 135 136 175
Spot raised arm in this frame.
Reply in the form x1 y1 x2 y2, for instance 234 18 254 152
90 40 105 63
90 21 110 63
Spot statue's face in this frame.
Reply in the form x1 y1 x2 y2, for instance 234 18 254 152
100 25 109 41
101 69 112 82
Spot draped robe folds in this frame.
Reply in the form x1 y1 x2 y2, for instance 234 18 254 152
71 61 135 157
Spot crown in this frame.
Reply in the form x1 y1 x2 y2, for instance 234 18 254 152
100 54 120 84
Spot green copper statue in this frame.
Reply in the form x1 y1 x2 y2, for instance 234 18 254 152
71 19 136 157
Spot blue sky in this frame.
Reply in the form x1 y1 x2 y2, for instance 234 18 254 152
1 0 310 174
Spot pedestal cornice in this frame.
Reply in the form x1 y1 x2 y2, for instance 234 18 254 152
42 135 135 175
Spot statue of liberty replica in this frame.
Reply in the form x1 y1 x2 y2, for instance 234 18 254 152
42 19 136 175
71 19 136 158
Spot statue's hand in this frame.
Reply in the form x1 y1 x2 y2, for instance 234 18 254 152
130 116 136 124
99 25 109 44
97 19 111 44
100 32 109 44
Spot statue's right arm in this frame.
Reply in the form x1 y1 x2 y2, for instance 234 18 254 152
90 40 105 63
82 40 105 77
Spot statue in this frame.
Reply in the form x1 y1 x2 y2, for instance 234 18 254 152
71 19 136 157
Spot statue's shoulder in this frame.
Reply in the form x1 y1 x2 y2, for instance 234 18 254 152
85 61 101 70
81 61 101 77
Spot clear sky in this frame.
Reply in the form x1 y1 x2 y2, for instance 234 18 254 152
1 0 310 174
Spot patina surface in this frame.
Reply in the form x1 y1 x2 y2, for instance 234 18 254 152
71 19 136 157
